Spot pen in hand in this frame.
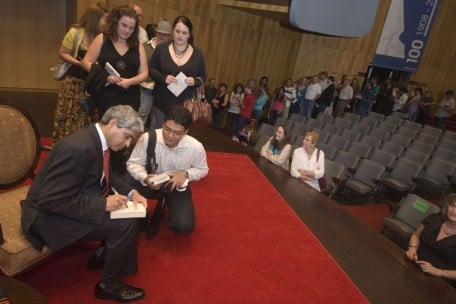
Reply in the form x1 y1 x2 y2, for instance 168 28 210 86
111 187 128 208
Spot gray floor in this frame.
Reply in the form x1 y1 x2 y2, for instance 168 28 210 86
0 89 57 137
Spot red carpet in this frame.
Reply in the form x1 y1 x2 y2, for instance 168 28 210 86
20 151 367 303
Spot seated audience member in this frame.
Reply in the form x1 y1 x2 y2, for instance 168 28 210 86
260 124 292 170
406 193 456 287
21 105 148 302
232 118 258 147
126 105 209 235
290 131 325 192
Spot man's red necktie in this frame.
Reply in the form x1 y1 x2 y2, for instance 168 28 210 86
102 149 110 196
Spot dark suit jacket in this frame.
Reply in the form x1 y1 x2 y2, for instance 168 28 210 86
21 125 132 251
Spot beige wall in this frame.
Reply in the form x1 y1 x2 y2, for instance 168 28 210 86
1 0 455 98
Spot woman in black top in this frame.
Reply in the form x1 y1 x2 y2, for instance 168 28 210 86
406 193 456 287
149 15 206 126
82 5 148 116
210 83 229 130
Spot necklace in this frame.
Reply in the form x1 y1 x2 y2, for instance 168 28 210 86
172 42 189 59
443 221 456 236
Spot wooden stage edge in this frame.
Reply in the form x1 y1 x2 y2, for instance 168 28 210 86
189 124 456 304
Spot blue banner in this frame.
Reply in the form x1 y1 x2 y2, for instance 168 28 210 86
372 0 440 72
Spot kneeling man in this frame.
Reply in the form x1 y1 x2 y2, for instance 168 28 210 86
126 104 209 235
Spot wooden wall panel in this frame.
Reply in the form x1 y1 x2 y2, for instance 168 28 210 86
0 1 67 90
1 0 454 98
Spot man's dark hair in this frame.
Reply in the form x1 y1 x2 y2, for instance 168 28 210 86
165 105 192 129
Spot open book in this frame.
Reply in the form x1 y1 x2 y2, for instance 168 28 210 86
110 201 147 219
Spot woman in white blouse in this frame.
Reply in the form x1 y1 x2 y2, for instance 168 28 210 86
260 124 292 170
290 131 325 192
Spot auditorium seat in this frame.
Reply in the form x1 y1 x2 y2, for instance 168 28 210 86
359 134 382 149
401 149 430 166
395 127 418 139
333 117 352 130
413 158 456 200
341 158 386 203
382 193 440 249
414 132 439 146
340 129 361 142
401 120 422 131
327 134 350 151
420 125 442 137
379 142 404 158
388 134 412 148
368 127 391 142
347 141 373 159
368 149 396 169
350 122 371 135
305 118 324 130
323 159 347 198
342 112 360 124
380 158 423 197
317 142 338 160
334 150 360 177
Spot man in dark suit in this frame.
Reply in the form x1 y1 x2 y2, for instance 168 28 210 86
21 105 148 303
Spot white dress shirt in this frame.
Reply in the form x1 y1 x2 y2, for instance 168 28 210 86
290 147 325 191
127 129 209 185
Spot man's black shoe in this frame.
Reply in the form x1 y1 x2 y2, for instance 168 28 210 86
87 246 105 270
95 280 145 302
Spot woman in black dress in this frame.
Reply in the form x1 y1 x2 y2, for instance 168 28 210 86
82 5 148 116
149 15 206 128
406 193 456 287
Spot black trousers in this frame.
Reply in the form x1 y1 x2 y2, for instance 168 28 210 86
81 213 140 282
125 174 195 234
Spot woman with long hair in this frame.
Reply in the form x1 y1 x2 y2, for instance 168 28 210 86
260 124 292 170
149 15 206 127
82 5 148 116
52 2 108 142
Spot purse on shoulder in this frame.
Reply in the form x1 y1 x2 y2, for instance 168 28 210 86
51 29 81 80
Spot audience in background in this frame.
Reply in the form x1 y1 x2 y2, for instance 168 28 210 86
52 2 108 143
416 90 434 125
434 90 455 129
406 193 456 287
317 75 335 115
137 18 171 129
407 87 422 121
268 87 285 125
226 83 244 136
149 15 206 128
301 75 321 118
289 77 308 118
334 77 353 117
237 86 255 131
357 78 379 117
290 131 325 192
283 78 296 120
252 76 270 125
130 4 148 43
210 83 229 130
260 124 292 170
204 77 218 106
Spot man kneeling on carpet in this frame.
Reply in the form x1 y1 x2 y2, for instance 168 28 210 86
21 105 148 302
125 104 209 237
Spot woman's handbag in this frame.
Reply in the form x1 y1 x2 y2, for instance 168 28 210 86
183 98 213 126
50 29 81 80
182 83 212 125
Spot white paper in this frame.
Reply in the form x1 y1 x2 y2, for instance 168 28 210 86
105 62 120 77
110 201 147 219
167 72 188 97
